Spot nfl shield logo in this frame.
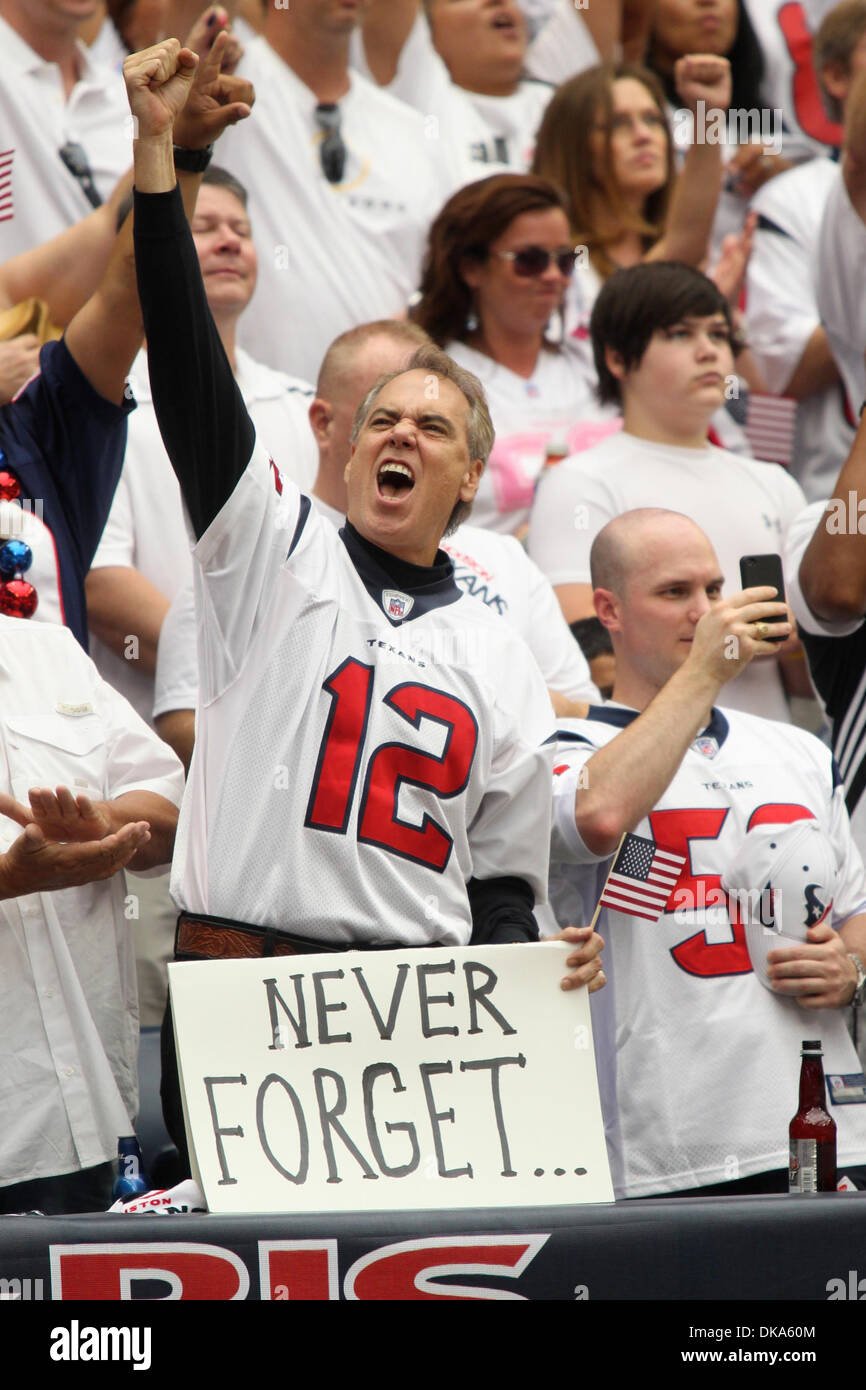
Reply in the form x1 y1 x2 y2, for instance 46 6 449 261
383 589 414 621
694 735 719 759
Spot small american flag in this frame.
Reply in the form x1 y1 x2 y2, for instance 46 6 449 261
0 149 13 225
742 392 797 468
598 832 686 923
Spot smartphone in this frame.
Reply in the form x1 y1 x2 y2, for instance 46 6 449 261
739 553 787 643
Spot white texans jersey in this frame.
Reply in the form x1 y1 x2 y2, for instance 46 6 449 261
549 703 866 1197
743 0 842 160
171 445 556 945
153 511 598 719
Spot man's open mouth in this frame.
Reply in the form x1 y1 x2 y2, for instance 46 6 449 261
377 462 416 500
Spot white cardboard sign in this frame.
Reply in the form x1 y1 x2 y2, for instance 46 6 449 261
168 942 613 1213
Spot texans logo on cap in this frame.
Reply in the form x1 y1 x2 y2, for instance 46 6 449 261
721 820 837 991
805 882 831 928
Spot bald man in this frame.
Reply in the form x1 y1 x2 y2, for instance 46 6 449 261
547 508 866 1197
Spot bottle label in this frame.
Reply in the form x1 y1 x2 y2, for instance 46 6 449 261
789 1139 818 1193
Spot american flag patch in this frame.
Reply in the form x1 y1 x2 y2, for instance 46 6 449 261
0 148 13 224
598 832 686 923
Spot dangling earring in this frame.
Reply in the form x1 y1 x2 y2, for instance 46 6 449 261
465 306 479 333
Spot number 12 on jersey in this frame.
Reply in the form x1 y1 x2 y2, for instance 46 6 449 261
304 657 479 872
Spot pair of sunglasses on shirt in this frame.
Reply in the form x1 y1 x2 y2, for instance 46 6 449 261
58 142 103 210
493 245 577 278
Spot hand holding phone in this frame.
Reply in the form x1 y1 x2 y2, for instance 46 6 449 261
739 553 787 643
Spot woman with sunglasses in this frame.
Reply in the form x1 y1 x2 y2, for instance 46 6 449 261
411 173 617 537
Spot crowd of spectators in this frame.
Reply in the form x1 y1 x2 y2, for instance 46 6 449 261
5 0 866 1214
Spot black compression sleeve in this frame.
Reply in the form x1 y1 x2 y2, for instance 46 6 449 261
133 184 255 539
467 876 539 945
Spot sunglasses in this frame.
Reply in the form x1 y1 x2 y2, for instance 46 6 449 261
58 141 102 210
493 245 576 278
314 103 346 185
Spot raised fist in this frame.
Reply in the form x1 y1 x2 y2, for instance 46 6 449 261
674 53 732 118
123 38 199 143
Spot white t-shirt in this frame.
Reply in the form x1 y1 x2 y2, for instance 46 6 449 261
216 37 449 381
747 157 855 502
89 348 316 723
0 17 131 259
549 701 866 1196
816 164 866 416
171 444 555 941
446 339 619 535
528 430 807 721
153 505 598 718
783 500 866 855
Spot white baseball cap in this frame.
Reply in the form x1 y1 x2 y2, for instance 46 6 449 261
721 821 836 989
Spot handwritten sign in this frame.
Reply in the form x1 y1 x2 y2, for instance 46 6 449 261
168 943 613 1213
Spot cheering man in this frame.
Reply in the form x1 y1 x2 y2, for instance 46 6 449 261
124 40 603 1156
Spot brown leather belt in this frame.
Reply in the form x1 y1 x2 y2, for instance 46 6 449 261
175 912 333 962
174 911 402 962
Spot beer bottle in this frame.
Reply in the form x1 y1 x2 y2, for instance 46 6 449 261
788 1040 837 1193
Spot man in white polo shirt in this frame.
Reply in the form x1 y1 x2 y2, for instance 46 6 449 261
0 0 131 259
214 0 451 381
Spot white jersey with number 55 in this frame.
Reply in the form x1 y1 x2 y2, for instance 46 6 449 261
549 703 866 1196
